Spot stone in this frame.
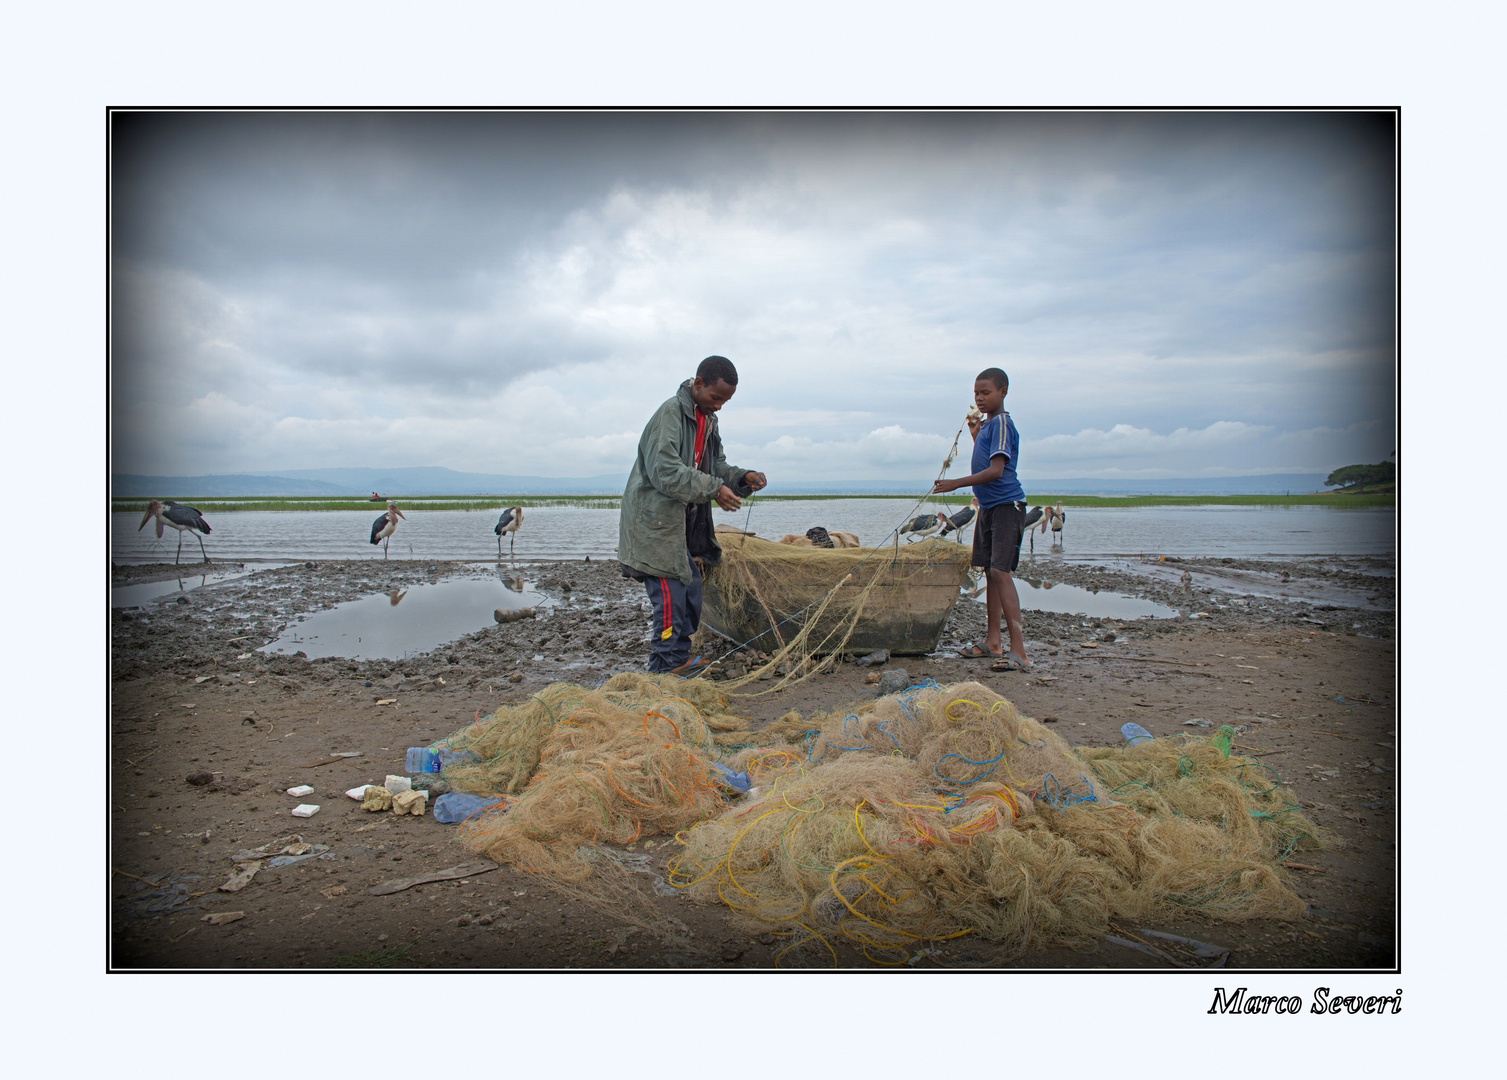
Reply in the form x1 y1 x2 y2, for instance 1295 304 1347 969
362 786 394 811
877 668 910 695
392 789 428 816
186 772 214 786
864 670 882 684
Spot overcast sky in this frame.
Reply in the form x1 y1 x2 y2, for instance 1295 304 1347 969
111 111 1394 486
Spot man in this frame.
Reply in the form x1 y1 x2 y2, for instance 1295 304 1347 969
619 355 768 674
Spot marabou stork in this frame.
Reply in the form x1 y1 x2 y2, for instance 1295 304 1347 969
938 499 981 539
1045 502 1066 546
494 506 523 559
903 503 977 542
1024 504 1045 551
369 501 405 558
138 499 212 564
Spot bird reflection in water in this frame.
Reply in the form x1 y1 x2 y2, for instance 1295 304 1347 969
499 571 525 593
387 588 408 606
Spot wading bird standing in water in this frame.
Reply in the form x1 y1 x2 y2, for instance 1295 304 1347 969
138 500 212 564
369 501 405 558
494 506 523 559
1045 502 1066 546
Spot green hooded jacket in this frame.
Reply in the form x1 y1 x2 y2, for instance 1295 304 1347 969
618 379 752 584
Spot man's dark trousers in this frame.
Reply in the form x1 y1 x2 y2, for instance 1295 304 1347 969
645 550 702 672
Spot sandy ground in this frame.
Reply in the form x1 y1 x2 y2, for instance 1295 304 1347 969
110 552 1395 970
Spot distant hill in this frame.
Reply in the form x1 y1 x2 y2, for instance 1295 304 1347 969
113 473 349 497
1022 473 1329 496
112 467 629 497
113 468 1332 498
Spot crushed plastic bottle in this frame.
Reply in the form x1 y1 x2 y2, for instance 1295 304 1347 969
405 746 474 773
432 792 506 824
1211 725 1236 759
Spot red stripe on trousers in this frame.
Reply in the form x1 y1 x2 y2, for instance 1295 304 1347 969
659 578 672 632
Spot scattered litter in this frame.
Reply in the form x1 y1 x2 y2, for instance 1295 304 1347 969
1079 642 1098 649
710 762 753 794
285 842 312 855
237 653 252 660
218 861 261 892
195 675 213 683
346 785 374 801
362 787 394 811
433 792 506 823
320 885 348 899
375 698 398 706
384 775 412 794
286 785 315 797
1119 722 1154 747
368 862 498 896
290 804 321 818
1182 719 1211 727
855 649 890 667
266 845 333 868
201 911 245 925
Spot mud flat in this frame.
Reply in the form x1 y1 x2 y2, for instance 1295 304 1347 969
111 554 1395 969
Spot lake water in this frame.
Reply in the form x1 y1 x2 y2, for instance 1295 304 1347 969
110 501 1394 565
259 576 554 661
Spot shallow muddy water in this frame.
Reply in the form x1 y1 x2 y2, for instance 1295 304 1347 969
1004 577 1178 619
110 566 270 608
111 500 1394 564
258 575 554 660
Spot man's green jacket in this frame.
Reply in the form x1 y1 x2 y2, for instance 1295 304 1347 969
618 380 753 585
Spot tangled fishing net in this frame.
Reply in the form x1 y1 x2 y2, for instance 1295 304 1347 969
435 676 1325 964
699 532 973 693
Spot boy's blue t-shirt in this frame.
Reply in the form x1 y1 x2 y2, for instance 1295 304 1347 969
971 412 1025 508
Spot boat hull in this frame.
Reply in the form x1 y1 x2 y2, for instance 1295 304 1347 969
701 551 971 656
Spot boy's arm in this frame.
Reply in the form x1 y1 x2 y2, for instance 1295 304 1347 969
934 415 1007 493
711 427 764 497
934 453 1004 494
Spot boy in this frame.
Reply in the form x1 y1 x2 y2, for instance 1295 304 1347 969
933 367 1029 669
618 355 768 674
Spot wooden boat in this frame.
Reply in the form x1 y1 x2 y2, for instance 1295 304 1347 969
700 534 972 656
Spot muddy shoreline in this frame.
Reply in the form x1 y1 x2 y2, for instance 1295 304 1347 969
111 553 1396 970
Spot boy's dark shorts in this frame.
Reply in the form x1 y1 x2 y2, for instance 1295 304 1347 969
973 501 1027 573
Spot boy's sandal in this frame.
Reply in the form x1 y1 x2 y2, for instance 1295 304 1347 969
962 645 1004 659
991 653 1031 672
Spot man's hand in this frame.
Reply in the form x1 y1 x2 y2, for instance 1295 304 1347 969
715 485 743 511
743 471 767 492
933 478 961 495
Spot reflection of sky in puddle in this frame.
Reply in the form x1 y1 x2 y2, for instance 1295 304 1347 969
111 567 263 608
992 578 1177 619
259 576 552 660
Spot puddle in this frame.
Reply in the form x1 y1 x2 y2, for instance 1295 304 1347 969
993 577 1178 620
111 568 262 609
258 575 554 660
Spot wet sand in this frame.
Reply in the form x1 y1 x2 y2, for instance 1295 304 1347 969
111 554 1395 969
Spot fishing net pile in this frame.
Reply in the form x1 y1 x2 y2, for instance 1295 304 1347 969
438 673 742 879
434 674 1324 963
701 532 973 691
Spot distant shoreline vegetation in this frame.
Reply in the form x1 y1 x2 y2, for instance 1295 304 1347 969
111 491 1393 512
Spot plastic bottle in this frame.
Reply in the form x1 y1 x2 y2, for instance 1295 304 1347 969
405 746 474 773
1211 725 1236 759
432 792 505 824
